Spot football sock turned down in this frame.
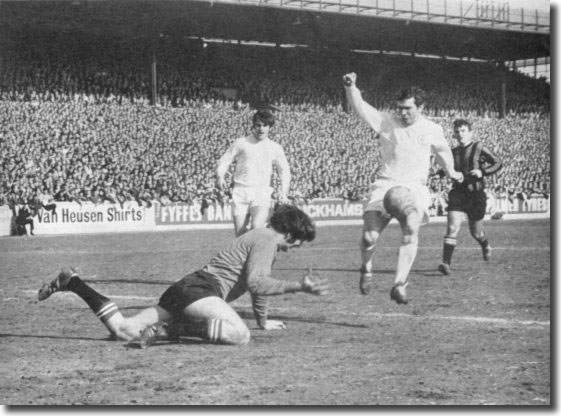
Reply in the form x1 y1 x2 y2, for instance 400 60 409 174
442 236 457 265
66 276 119 324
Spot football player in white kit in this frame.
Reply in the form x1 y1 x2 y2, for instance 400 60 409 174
216 110 291 236
343 72 463 304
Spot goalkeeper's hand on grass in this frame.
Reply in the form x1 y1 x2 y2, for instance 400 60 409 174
262 320 287 330
301 268 330 296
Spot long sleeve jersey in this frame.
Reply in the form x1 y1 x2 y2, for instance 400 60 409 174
216 135 291 197
200 227 300 327
345 85 456 184
452 141 502 191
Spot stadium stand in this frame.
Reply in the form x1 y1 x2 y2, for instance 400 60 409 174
0 31 550 212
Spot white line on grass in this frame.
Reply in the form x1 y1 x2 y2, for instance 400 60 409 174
357 311 550 327
307 246 550 251
23 290 549 328
23 290 158 301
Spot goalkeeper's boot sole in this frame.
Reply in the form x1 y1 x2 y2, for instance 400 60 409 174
126 322 169 349
38 267 79 301
482 244 491 261
438 263 451 276
390 283 408 305
359 266 373 295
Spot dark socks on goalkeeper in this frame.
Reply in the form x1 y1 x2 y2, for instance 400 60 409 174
66 276 119 324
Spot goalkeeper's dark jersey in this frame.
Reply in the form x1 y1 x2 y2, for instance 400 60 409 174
452 141 502 192
200 227 300 327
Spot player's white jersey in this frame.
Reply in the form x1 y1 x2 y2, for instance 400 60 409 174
217 135 290 189
377 112 447 184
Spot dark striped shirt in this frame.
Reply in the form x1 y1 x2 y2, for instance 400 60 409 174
452 141 502 191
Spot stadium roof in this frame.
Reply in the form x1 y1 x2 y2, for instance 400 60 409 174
0 0 550 61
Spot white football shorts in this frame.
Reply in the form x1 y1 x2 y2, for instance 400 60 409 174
366 179 431 224
231 185 273 216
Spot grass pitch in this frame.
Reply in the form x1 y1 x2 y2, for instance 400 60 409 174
0 219 550 405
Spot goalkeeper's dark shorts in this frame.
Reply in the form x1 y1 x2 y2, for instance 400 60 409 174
158 271 222 316
447 188 487 222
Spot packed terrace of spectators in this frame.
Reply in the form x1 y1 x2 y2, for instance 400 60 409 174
0 33 550 210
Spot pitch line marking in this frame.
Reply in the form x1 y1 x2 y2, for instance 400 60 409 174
357 311 550 327
23 290 158 301
307 246 549 251
24 291 549 328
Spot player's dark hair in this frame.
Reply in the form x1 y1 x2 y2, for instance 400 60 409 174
453 119 472 131
252 110 275 127
396 86 426 107
269 204 315 242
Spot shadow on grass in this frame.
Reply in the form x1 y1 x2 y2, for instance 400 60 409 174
0 332 207 346
125 337 207 349
64 305 158 312
413 268 447 277
274 267 393 274
0 333 116 342
83 278 174 286
235 310 369 328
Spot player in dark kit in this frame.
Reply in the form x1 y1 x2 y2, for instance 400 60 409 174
438 119 502 276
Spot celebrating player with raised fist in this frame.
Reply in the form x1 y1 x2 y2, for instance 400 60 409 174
343 72 463 304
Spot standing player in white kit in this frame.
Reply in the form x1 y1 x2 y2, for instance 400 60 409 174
216 110 291 236
343 72 464 304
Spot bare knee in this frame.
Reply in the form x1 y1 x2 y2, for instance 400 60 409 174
469 222 484 240
110 305 171 341
402 234 419 245
446 212 464 237
250 212 269 230
208 318 250 345
99 314 144 341
360 230 379 251
400 214 421 240
230 326 251 345
234 214 250 236
446 223 461 237
113 322 144 341
401 215 421 242
234 223 249 237
470 229 484 240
